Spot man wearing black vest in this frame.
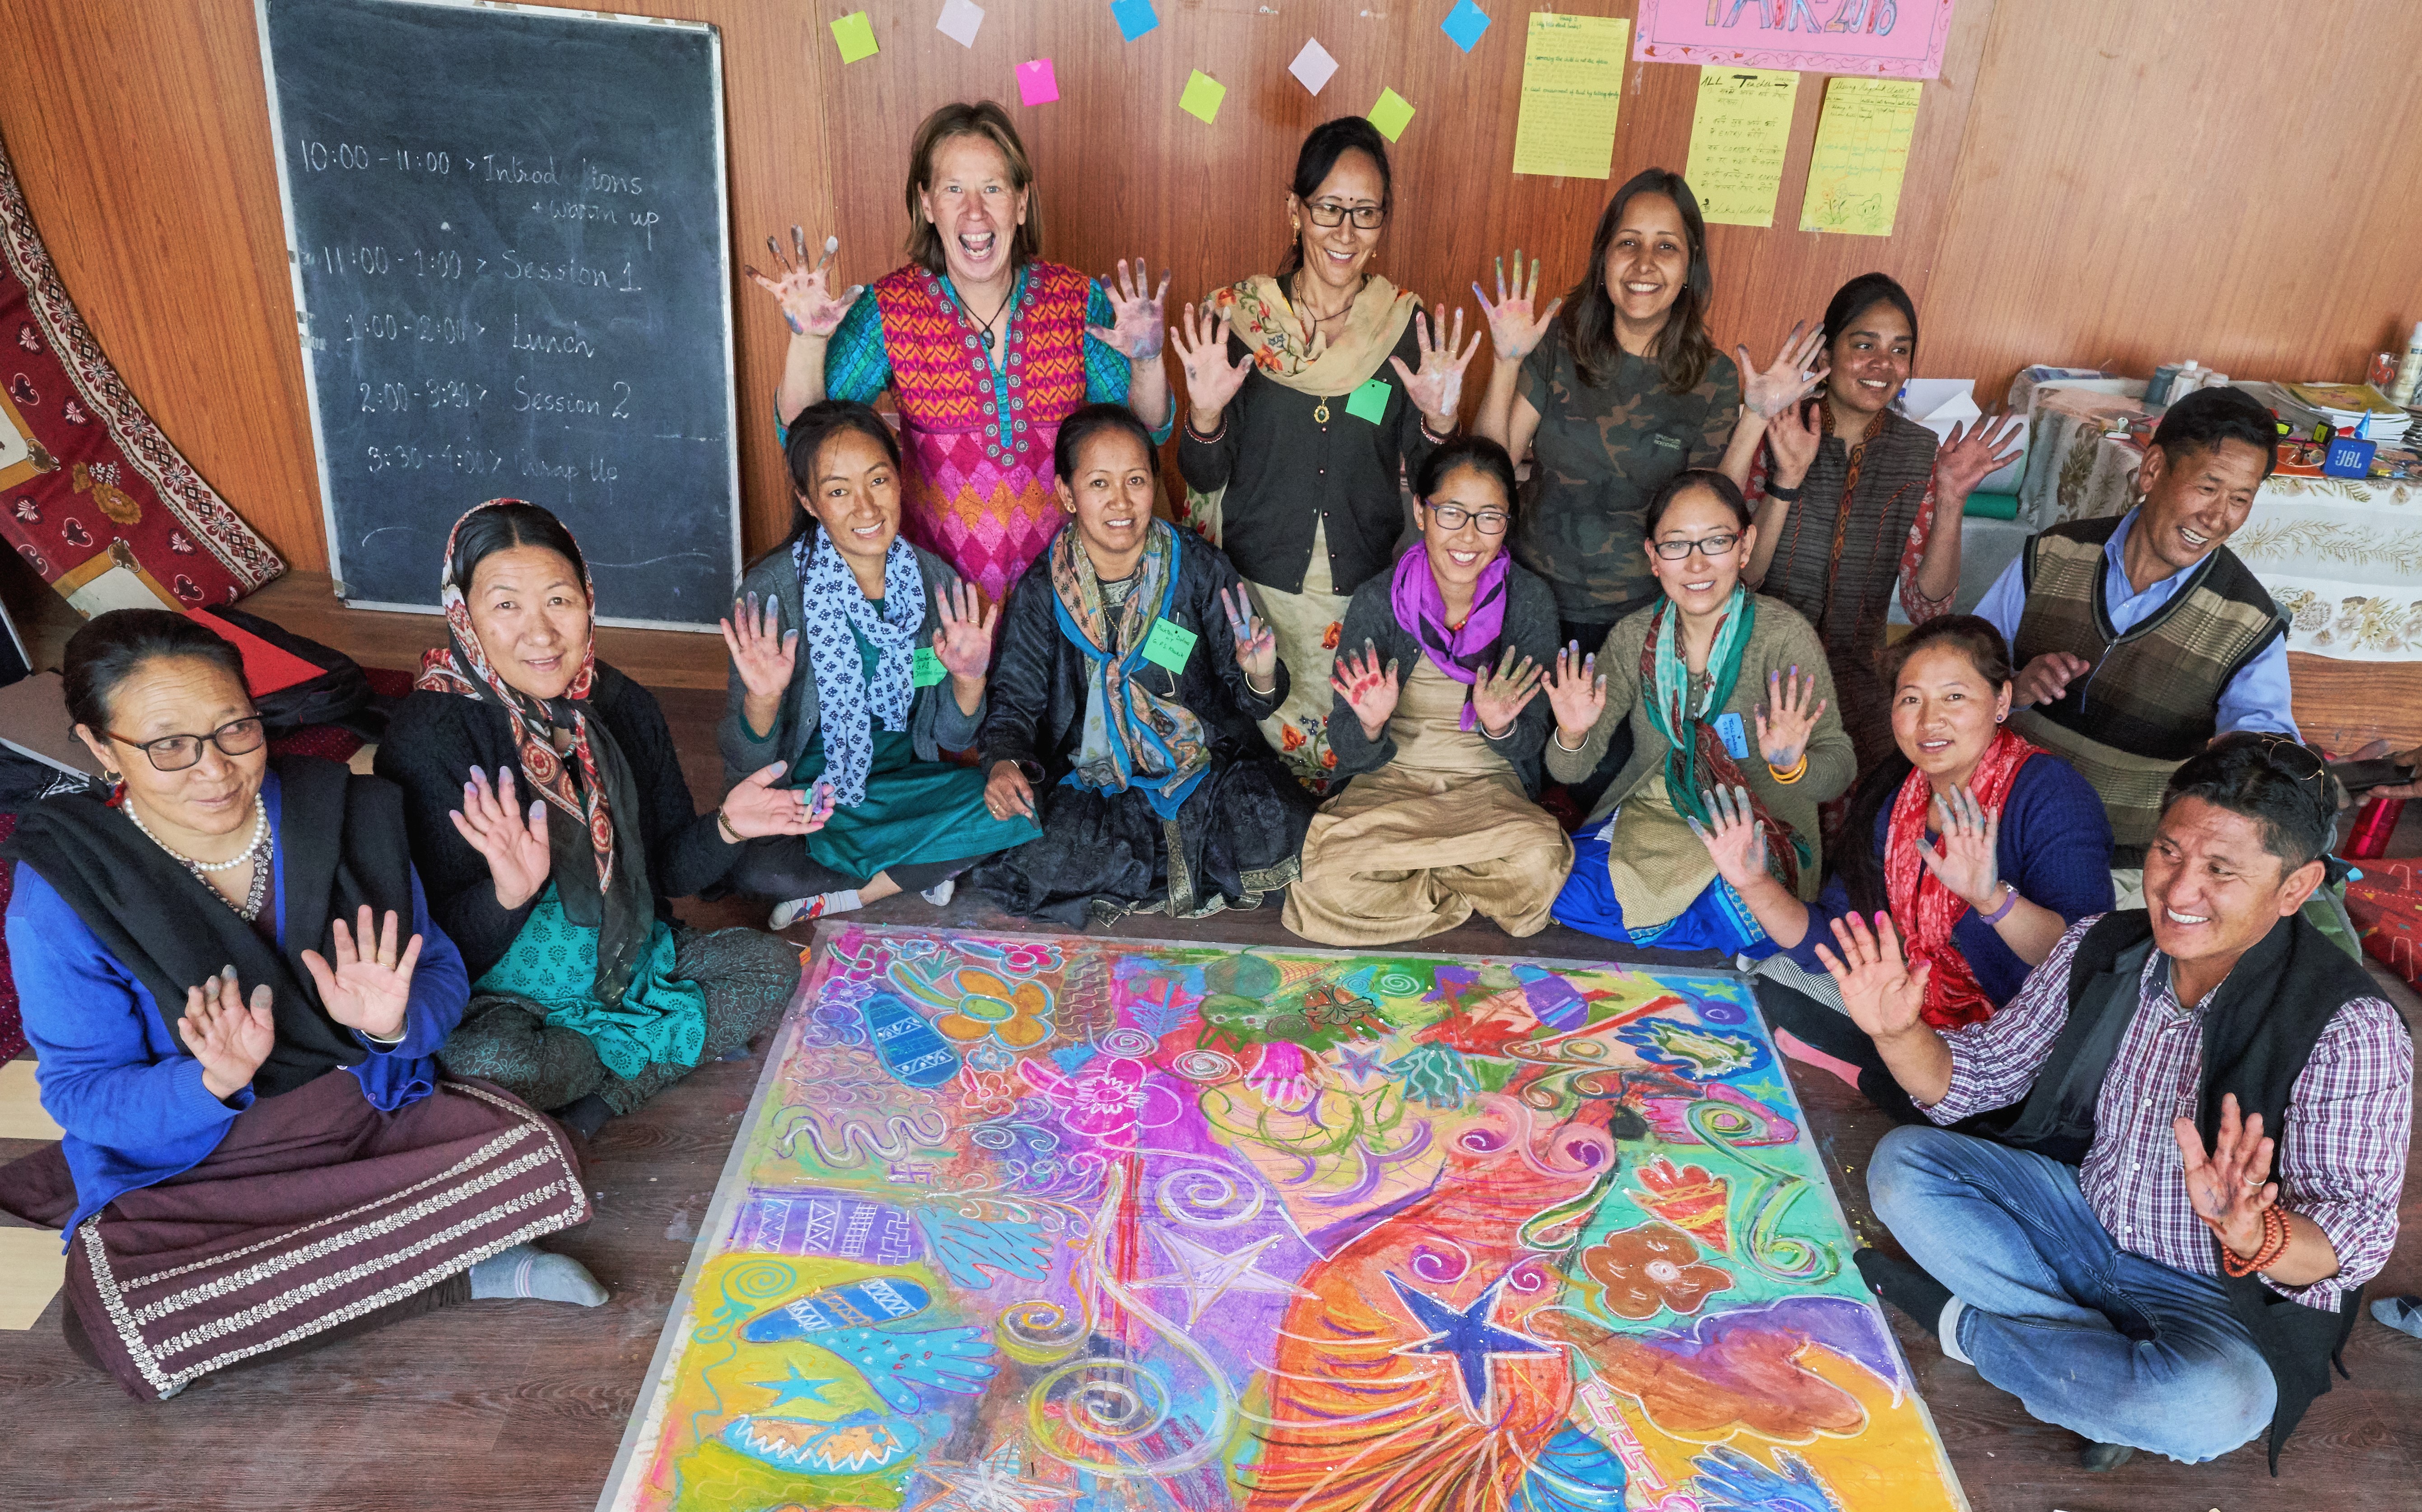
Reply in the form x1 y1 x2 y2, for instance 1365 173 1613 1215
1813 735 2410 1471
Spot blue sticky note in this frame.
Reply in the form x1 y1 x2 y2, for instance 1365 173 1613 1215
1714 710 1750 760
1441 0 1490 51
1111 0 1158 42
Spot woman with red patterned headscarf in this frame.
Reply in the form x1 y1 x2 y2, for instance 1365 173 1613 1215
374 500 820 1135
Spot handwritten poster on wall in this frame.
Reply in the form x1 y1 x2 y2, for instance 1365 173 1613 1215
1686 68 1800 227
1800 77 1921 237
1635 0 1960 82
1511 13 1629 179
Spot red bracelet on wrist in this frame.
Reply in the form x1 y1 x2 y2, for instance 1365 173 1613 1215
2220 1204 2291 1277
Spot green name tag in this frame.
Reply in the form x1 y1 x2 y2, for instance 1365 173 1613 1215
912 646 947 686
1140 617 1198 673
1344 378 1392 425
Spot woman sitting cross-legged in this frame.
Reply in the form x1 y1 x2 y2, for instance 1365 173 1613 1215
970 403 1320 925
377 501 818 1137
1699 616 2115 1122
0 610 598 1401
1284 436 1572 945
1543 468 1853 951
718 400 1043 926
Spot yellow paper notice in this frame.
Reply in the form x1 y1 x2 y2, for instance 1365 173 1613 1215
1687 68 1799 227
1512 13 1629 179
1800 77 1921 237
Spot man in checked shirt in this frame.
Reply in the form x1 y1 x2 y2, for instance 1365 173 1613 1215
1811 733 2411 1473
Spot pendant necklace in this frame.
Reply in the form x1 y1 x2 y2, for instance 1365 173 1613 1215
1293 271 1364 425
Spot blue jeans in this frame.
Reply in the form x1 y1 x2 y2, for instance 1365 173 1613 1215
1868 1125 2275 1463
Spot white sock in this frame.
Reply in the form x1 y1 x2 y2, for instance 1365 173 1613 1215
1938 1297 1973 1364
771 890 860 929
920 877 956 906
469 1243 607 1306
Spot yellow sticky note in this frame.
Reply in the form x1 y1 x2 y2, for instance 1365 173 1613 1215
1687 67 1800 227
830 11 878 65
1800 78 1921 237
1511 13 1629 179
0 1060 60 1141
0 1227 66 1330
1180 70 1226 126
1367 87 1416 142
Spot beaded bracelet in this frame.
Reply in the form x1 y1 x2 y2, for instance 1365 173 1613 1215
1184 414 1227 445
2220 1204 2292 1277
1768 752 1809 785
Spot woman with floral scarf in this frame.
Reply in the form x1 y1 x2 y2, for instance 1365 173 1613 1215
376 500 816 1135
971 405 1318 926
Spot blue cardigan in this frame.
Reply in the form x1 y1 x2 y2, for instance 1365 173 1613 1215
5 772 470 1236
1778 753 2115 1005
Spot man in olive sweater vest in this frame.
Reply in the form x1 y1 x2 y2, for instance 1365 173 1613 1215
1973 387 2293 866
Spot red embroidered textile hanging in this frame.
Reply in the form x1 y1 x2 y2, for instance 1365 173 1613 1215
0 125 283 614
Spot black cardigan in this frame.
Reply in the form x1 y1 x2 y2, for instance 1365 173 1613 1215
980 529 1289 783
1323 560 1561 797
374 664 740 981
1176 319 1435 596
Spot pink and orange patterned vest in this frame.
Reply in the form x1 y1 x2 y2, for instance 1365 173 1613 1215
871 261 1091 603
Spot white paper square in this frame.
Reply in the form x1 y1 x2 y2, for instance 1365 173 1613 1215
937 0 985 48
1290 38 1338 96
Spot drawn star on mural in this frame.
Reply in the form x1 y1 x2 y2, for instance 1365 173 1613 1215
1385 1270 1560 1419
750 1362 839 1407
1134 1229 1314 1327
910 1438 1078 1512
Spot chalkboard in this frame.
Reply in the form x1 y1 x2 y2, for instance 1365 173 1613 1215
257 0 740 630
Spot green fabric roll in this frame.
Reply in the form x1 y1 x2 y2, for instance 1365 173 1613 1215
473 883 706 1079
1963 491 2021 520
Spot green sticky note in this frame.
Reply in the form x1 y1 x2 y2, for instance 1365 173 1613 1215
1344 378 1392 425
831 11 879 64
1367 87 1415 142
912 646 947 686
1141 617 1198 673
1180 70 1226 125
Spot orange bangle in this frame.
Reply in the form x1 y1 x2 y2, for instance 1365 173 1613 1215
2221 1204 2291 1277
1768 751 1808 785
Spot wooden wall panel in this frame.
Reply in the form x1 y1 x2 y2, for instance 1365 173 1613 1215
1 0 2418 578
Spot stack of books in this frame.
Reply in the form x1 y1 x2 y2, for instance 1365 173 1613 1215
2277 382 2413 442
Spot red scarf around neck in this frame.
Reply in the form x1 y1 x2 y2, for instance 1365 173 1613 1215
1883 727 2039 1028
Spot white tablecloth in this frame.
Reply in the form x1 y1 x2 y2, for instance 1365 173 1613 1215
2012 383 2422 662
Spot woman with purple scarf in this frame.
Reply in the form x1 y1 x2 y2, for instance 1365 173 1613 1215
1283 437 1572 944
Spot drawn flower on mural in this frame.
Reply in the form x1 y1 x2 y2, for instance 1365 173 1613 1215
1627 1156 1735 1255
1301 983 1385 1038
995 939 1061 976
929 968 1055 1050
1580 1222 1734 1320
1617 1017 1767 1080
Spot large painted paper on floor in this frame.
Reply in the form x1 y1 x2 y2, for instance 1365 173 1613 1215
599 926 1966 1512
1635 0 1960 82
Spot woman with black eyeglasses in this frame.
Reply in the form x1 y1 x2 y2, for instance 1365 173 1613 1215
1170 116 1480 788
0 610 599 1401
1538 470 1852 952
1284 438 1570 945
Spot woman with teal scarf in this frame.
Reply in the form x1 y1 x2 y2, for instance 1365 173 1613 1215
971 405 1319 927
378 501 820 1136
1541 469 1853 950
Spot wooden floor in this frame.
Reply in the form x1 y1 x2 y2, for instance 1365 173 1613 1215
2 685 2418 1511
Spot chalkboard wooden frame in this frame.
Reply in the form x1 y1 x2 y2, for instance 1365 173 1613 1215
255 0 742 632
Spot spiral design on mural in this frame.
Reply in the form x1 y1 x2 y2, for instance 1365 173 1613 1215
1095 1026 1157 1057
1167 1048 1243 1084
1157 1164 1265 1227
996 1296 1090 1366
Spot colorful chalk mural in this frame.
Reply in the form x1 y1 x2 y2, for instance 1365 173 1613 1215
598 926 1966 1512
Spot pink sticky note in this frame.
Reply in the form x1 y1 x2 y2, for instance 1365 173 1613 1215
1289 38 1338 96
1016 58 1059 107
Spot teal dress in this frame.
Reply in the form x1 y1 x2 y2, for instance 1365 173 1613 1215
785 610 1039 882
471 884 705 1078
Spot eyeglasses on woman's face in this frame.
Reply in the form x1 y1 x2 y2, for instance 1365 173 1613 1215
1426 504 1510 536
108 716 267 772
1303 199 1385 231
1650 532 1741 560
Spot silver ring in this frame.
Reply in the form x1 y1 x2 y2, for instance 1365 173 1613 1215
2241 1173 2265 1189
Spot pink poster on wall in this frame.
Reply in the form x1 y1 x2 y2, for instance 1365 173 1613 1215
1634 0 1960 81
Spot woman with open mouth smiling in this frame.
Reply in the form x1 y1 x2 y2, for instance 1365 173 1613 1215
1283 436 1571 946
970 406 1317 926
1744 272 2025 772
1475 168 1823 815
749 101 1174 607
1540 469 1851 952
1171 116 1478 788
1703 615 2116 1122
